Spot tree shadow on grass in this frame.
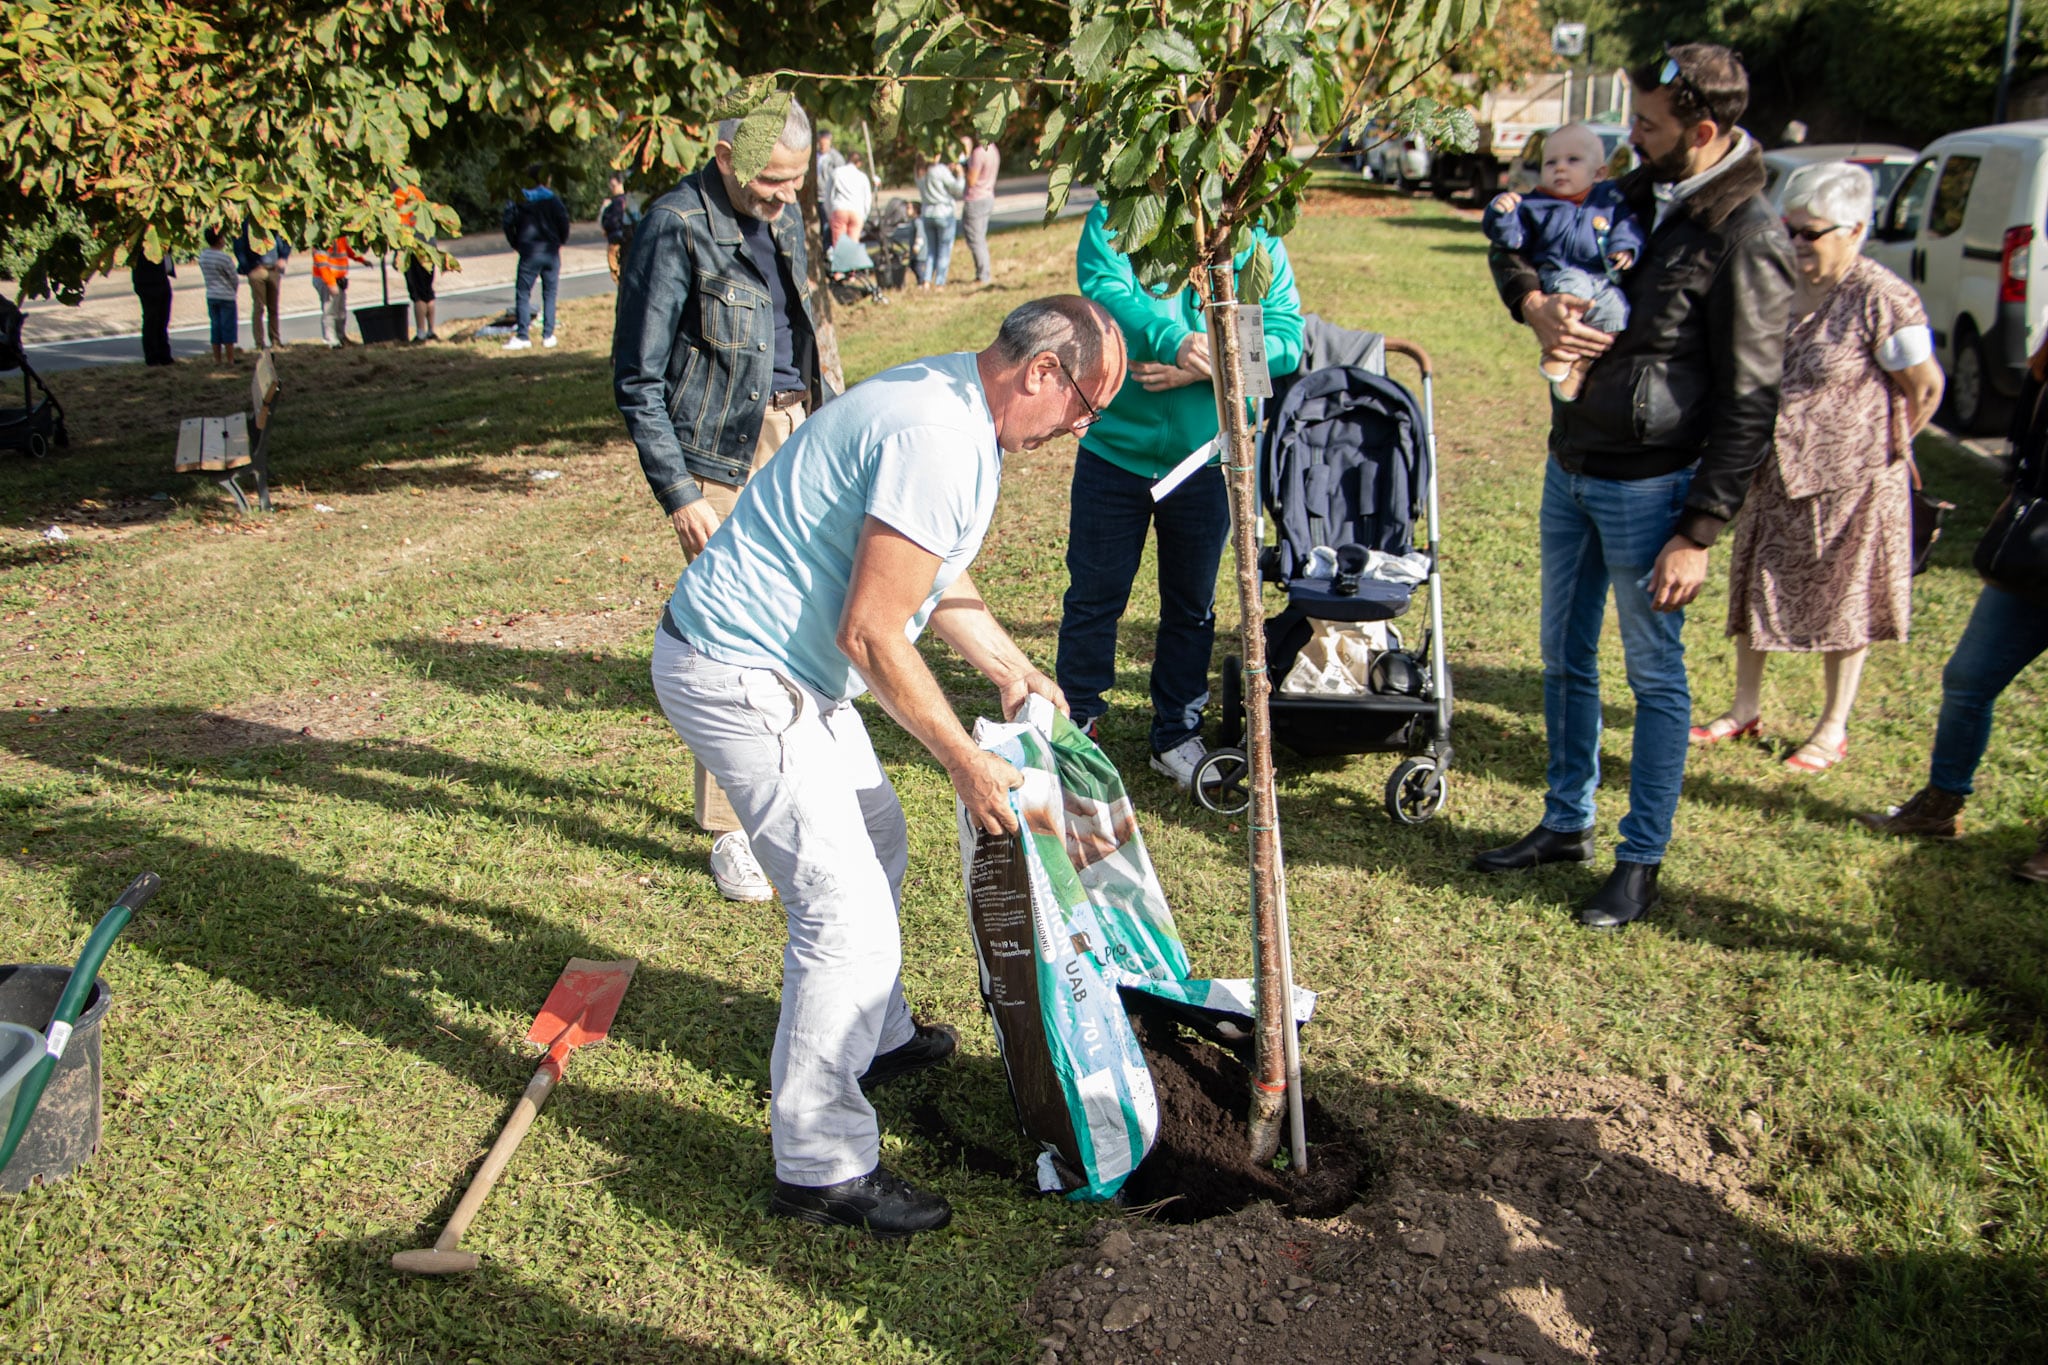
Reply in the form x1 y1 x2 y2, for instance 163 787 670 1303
305 1246 794 1365
0 712 1074 1359
0 339 623 526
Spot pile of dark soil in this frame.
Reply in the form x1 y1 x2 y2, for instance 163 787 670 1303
1119 1003 1371 1222
1025 1073 1768 1365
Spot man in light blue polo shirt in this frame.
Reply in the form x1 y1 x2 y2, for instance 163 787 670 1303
651 295 1127 1238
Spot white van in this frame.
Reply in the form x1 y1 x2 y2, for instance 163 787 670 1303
1865 121 2048 433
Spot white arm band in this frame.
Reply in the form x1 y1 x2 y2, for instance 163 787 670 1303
1876 324 1934 373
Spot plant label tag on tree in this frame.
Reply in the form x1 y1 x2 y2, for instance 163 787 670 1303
1236 305 1273 399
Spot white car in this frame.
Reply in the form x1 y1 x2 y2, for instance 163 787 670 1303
1865 121 2048 433
1362 125 1432 192
1763 143 1917 219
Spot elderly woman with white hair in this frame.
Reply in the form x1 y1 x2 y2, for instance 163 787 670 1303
1690 160 1945 771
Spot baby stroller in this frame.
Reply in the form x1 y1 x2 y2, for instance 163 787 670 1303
1197 324 1453 825
867 197 919 291
0 298 67 459
827 232 886 305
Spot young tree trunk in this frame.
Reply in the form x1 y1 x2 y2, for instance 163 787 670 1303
1203 259 1289 1165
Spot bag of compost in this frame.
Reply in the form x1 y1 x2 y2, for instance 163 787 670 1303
959 696 1314 1200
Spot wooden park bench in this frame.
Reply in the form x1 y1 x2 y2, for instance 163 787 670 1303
174 351 279 513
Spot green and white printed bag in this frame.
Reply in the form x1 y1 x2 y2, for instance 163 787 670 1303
959 696 1315 1201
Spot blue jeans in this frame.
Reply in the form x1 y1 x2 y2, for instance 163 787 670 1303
1058 448 1230 754
515 249 560 339
1929 583 2048 795
1538 459 1694 863
1541 266 1629 334
920 215 958 286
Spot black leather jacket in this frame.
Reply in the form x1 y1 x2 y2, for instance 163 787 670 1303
1490 140 1795 546
612 166 829 513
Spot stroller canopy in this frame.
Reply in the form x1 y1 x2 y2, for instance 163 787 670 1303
1261 364 1429 621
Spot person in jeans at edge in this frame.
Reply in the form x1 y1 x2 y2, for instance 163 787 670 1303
503 164 571 349
1059 199 1302 788
612 97 831 904
1858 331 2048 883
650 295 1126 1236
1474 42 1795 929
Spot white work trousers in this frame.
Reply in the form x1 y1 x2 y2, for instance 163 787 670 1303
650 630 916 1185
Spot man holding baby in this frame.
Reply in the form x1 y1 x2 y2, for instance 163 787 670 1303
1474 43 1795 930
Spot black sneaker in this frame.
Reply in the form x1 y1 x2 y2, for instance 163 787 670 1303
771 1165 953 1238
859 1021 958 1091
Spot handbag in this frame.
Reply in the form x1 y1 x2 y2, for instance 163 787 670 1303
1976 368 2048 602
1973 490 2048 604
1905 456 1952 576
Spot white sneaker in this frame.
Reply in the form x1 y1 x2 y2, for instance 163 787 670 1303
503 336 532 351
542 333 559 348
1149 736 1209 790
710 831 773 902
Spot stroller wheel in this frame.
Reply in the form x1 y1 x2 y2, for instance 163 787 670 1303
1385 757 1448 825
26 430 49 459
1219 656 1244 749
1191 747 1252 817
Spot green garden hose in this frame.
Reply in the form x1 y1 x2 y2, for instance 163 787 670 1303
0 872 159 1176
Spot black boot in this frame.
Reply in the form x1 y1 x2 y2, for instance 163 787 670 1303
859 1021 958 1091
771 1165 953 1238
1579 862 1661 930
1473 823 1596 873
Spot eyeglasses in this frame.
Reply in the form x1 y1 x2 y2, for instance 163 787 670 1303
1053 353 1100 430
1782 221 1847 242
1657 50 1711 116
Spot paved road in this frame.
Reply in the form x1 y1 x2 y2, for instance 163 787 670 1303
26 266 618 373
17 174 1093 374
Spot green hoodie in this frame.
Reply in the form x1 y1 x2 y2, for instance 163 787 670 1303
1076 202 1304 481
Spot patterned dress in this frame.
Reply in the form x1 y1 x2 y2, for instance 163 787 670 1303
1726 256 1927 652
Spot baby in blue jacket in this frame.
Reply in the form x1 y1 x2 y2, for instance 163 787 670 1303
1483 123 1645 400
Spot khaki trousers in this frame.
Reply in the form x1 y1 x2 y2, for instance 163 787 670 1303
683 400 805 832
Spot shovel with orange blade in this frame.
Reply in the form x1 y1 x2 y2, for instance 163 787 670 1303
391 958 638 1275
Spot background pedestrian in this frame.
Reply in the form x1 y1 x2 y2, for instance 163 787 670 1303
504 164 571 349
311 236 365 346
397 184 438 342
235 228 290 350
961 133 1000 284
829 151 872 249
601 173 639 283
130 244 176 366
914 149 965 288
197 227 241 365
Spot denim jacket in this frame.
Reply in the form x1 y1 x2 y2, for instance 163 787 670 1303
612 165 829 513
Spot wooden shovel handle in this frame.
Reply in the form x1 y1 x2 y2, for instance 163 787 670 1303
434 1066 558 1253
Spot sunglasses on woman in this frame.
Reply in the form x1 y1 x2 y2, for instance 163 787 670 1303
1782 221 1847 242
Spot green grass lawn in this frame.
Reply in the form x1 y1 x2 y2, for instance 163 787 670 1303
3 184 2045 1363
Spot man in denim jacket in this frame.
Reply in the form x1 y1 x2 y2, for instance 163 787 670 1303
614 97 832 902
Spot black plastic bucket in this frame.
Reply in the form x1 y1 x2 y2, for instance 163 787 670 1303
0 966 112 1193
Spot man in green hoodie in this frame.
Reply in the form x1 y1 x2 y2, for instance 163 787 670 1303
1059 202 1303 786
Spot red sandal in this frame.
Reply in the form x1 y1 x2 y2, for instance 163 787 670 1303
1688 714 1761 747
1784 737 1848 773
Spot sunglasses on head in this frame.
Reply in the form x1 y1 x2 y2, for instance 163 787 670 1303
1657 50 1712 115
1782 221 1847 242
